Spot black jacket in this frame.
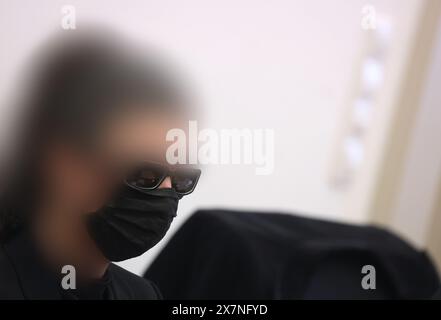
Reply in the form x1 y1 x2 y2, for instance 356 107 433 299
0 230 161 300
145 209 440 299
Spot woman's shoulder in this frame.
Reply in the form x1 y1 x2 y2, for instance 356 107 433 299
108 263 162 300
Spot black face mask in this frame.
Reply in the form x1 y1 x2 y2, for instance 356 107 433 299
86 186 180 262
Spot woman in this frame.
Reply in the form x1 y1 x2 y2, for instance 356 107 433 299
0 30 200 299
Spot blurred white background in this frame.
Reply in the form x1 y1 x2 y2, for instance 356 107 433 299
1 0 440 274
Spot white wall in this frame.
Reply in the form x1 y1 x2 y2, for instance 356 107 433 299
0 0 424 275
389 16 441 248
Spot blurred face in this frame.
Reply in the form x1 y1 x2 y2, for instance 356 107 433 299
41 107 183 214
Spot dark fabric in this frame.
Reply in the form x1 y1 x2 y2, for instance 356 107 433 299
432 286 441 300
61 268 113 300
144 209 440 299
0 229 161 300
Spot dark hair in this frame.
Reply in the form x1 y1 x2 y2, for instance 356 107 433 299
0 29 188 241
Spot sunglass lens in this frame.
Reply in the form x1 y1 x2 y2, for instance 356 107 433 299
126 166 165 189
172 169 201 194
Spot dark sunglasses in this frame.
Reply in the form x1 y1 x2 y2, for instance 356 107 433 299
125 162 201 196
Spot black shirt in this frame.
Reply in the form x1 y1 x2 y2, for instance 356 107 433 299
0 230 161 300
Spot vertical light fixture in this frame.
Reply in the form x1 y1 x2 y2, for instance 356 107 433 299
331 16 393 189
